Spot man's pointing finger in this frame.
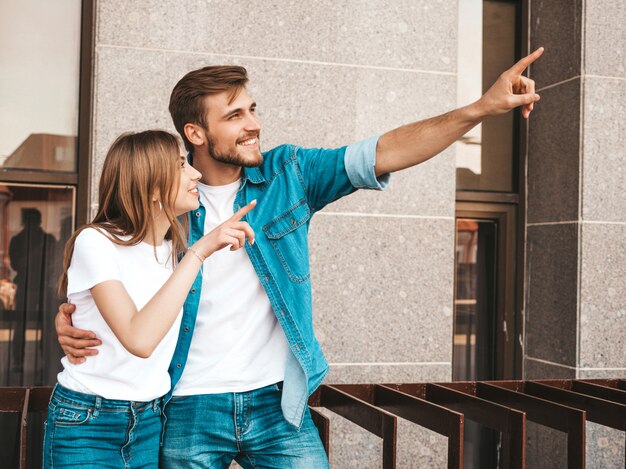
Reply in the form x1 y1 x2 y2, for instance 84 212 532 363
509 47 544 76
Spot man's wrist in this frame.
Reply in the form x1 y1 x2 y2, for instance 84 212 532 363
464 100 488 123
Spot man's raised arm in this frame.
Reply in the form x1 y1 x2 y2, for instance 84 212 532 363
375 47 543 176
55 303 101 364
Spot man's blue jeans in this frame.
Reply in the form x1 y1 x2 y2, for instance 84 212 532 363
42 384 162 468
160 383 329 468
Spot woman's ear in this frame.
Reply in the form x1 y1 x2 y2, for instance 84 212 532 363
184 124 205 147
151 189 161 203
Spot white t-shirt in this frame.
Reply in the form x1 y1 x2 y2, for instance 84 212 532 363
57 228 182 401
173 179 290 395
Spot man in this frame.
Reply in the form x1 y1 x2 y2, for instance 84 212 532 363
56 47 543 467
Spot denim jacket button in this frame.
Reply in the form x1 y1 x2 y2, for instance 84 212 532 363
195 212 201 217
191 288 196 294
290 218 296 225
184 327 190 333
176 363 182 368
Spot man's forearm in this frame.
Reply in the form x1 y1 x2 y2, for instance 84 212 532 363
374 102 483 176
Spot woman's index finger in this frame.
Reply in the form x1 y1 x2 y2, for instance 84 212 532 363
230 199 257 221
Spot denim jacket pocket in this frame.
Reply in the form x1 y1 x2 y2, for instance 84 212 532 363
263 199 311 282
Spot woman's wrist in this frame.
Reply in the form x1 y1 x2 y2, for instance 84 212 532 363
187 246 205 263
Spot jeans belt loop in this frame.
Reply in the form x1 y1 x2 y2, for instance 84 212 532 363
49 383 59 404
93 396 102 417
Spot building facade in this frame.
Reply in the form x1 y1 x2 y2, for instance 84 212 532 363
0 0 624 467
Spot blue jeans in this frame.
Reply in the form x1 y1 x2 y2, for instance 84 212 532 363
160 383 329 468
42 384 162 468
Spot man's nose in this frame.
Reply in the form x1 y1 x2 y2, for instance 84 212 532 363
244 112 261 132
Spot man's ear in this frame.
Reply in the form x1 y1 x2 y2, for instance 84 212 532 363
184 124 205 147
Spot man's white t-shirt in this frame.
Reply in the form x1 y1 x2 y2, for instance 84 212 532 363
57 228 182 402
173 179 289 395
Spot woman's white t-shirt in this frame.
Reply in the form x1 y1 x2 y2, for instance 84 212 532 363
57 227 182 402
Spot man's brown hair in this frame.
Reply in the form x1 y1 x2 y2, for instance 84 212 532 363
169 65 249 152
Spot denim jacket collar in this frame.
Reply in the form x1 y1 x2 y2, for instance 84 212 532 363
242 166 265 185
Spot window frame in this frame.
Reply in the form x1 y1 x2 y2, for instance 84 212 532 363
454 203 518 379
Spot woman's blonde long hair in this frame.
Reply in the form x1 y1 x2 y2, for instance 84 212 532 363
58 130 189 296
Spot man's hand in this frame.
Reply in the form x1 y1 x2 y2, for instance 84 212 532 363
476 47 544 120
55 303 101 364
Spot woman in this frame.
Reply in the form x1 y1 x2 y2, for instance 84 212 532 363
43 130 255 468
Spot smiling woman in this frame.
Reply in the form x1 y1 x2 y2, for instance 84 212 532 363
43 130 256 468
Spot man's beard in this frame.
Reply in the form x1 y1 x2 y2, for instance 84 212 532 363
206 131 263 168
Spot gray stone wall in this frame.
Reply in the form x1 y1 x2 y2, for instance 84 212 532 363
526 0 625 466
92 1 456 466
88 0 626 466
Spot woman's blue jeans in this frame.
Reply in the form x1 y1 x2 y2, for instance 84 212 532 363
42 384 162 468
160 382 329 468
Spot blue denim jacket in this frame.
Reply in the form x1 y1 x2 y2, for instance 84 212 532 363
165 136 388 428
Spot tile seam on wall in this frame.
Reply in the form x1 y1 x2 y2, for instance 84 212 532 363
525 355 577 370
536 75 580 93
585 74 626 81
577 367 626 372
529 220 626 227
526 220 579 226
94 43 457 76
317 212 454 221
329 362 451 366
576 59 585 369
583 220 626 225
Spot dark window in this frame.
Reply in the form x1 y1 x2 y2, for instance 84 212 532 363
453 219 497 382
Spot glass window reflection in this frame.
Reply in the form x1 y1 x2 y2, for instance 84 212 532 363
0 184 74 386
456 0 517 192
0 0 81 172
